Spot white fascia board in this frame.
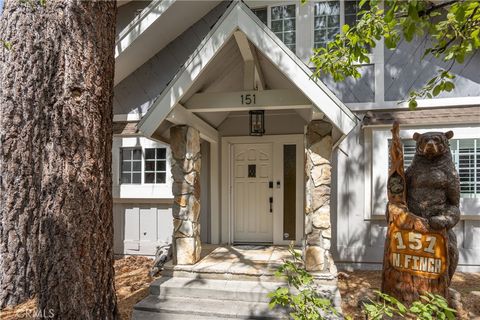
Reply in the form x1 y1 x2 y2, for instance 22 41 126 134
139 4 239 137
236 4 357 135
347 96 480 111
116 0 175 57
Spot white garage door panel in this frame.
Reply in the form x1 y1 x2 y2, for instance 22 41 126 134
140 207 157 242
125 207 140 241
158 208 173 244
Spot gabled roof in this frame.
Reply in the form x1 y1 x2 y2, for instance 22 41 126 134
115 0 222 85
138 1 357 137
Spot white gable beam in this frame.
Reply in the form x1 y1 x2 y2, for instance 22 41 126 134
234 30 265 90
184 89 312 112
167 104 219 143
251 45 265 90
234 30 254 61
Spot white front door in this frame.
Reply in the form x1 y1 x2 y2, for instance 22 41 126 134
233 143 273 243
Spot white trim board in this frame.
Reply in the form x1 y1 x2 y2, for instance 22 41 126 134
138 1 357 139
347 96 480 111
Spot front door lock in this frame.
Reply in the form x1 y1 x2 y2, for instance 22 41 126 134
269 196 273 213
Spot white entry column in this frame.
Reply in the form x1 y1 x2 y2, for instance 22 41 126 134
170 125 202 265
304 120 336 274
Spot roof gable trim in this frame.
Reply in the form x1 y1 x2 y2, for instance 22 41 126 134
139 2 357 137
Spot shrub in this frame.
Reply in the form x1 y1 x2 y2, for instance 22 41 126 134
363 291 456 320
267 243 338 320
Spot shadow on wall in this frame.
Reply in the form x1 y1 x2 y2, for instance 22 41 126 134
384 36 480 101
331 124 389 267
113 1 230 117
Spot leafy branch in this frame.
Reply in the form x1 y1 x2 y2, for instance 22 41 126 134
267 243 338 320
363 290 456 320
310 0 480 109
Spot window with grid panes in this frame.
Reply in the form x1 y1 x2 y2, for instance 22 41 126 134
344 0 370 27
144 148 167 184
252 7 267 26
398 139 480 199
121 148 142 184
270 4 296 52
313 1 340 49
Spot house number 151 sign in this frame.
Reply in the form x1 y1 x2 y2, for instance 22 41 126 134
389 225 447 279
241 93 256 105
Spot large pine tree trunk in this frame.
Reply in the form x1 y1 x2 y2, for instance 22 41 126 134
0 1 117 318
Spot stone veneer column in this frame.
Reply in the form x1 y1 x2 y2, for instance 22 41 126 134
304 120 336 274
170 125 202 265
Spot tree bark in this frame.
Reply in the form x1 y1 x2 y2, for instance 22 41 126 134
0 1 117 318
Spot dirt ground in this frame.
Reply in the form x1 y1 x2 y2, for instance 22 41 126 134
338 270 480 319
0 256 155 320
1 258 478 319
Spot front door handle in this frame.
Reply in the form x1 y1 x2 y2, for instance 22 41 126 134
269 197 273 213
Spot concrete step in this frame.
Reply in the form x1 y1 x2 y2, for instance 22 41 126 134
133 295 286 319
134 276 343 319
149 277 289 303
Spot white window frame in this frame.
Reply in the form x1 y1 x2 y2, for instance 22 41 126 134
112 136 173 199
247 2 300 55
309 0 385 104
365 126 480 220
144 147 168 184
267 2 299 54
120 147 143 184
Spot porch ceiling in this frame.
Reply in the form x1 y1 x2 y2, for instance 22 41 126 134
176 36 309 129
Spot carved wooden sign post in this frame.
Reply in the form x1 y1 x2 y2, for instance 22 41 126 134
381 122 459 303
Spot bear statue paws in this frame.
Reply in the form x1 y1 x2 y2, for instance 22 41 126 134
429 216 449 230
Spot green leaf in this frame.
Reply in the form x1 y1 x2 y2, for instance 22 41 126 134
409 99 418 109
433 84 443 96
342 24 350 33
444 81 455 92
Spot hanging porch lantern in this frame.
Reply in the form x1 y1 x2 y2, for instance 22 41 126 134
249 110 265 136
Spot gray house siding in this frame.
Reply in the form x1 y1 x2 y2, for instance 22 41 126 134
384 37 480 101
321 65 375 103
116 1 152 36
113 1 230 116
332 123 480 271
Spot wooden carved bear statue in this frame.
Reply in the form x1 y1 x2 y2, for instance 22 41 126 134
405 131 460 282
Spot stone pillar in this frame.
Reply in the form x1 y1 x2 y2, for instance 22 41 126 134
170 125 202 265
304 120 336 274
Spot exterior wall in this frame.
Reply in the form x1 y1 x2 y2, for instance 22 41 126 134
113 1 230 117
218 111 306 136
116 1 152 37
384 38 480 101
112 136 174 256
332 122 480 271
113 202 173 256
112 136 173 199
